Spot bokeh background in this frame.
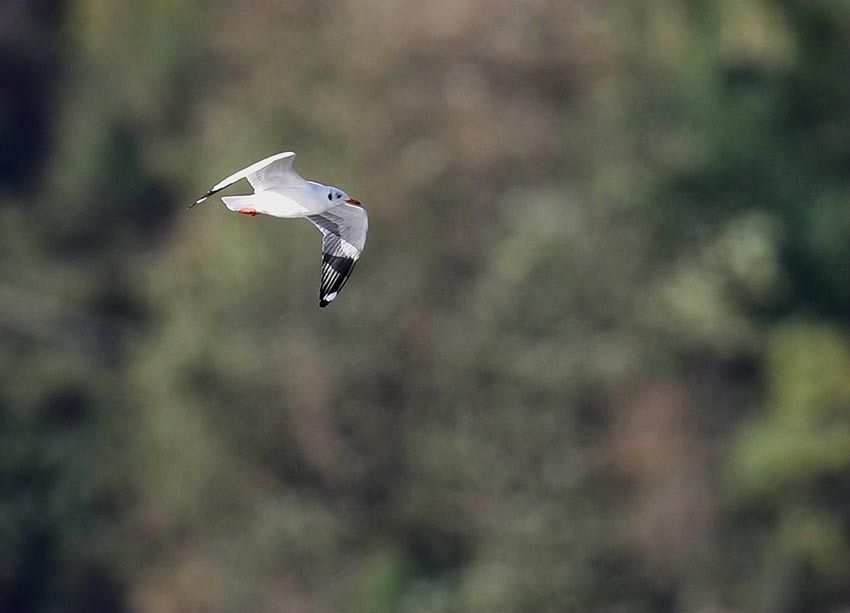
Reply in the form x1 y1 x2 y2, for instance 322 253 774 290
2 1 850 612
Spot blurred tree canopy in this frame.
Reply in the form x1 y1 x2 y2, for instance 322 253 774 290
1 1 848 612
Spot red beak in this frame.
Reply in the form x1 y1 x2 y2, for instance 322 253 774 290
345 198 361 206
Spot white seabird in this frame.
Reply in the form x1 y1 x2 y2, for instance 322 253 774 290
190 151 368 308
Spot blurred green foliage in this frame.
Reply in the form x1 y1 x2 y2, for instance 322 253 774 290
1 1 849 612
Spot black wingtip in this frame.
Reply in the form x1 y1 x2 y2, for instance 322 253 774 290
187 190 214 210
319 299 330 308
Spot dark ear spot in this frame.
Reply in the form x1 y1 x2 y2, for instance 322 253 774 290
327 192 333 201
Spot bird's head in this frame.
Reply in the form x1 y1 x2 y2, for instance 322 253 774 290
326 187 361 206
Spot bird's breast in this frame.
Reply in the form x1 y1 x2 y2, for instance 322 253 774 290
257 190 326 218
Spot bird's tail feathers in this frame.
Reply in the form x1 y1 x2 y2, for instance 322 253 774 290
221 195 258 212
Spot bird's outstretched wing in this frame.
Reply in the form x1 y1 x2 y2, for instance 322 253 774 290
306 204 369 307
190 151 307 208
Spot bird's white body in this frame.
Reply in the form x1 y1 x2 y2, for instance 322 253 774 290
221 181 333 218
191 151 368 307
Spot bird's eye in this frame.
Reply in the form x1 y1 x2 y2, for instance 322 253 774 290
327 192 333 201
336 193 342 199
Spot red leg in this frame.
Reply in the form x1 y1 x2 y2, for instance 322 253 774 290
238 208 258 216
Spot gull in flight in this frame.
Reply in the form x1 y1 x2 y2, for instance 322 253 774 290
189 151 368 308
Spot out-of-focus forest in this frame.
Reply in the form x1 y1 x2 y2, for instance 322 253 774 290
1 1 849 612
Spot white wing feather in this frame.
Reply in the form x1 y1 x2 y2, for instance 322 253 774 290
193 151 306 205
